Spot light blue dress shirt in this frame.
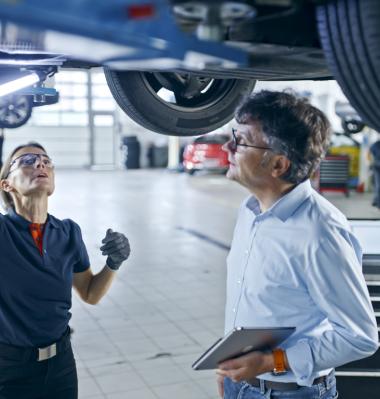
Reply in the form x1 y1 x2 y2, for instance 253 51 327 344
225 179 378 386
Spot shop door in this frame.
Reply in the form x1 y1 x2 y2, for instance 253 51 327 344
90 112 117 169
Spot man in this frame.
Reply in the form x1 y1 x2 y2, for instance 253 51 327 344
370 139 380 209
216 91 378 399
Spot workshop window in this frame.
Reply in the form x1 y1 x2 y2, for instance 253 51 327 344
29 71 88 127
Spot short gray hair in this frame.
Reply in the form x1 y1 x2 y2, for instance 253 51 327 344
236 90 331 184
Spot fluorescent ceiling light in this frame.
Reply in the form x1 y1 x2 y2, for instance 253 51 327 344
0 73 40 97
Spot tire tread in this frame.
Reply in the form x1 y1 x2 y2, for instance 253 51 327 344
317 0 380 131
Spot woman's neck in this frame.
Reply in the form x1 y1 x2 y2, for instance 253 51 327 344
14 197 48 224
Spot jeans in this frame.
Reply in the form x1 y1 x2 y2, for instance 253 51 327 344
0 344 77 399
224 372 338 399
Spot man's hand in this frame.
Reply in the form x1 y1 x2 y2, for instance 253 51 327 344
216 351 274 383
216 374 224 398
100 229 130 270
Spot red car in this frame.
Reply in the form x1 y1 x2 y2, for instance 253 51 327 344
183 134 229 175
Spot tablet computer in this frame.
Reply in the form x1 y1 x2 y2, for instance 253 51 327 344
192 326 295 370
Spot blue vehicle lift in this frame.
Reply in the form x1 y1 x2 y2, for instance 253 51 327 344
0 0 249 69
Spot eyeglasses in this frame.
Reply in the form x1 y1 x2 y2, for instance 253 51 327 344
231 128 273 151
6 153 54 178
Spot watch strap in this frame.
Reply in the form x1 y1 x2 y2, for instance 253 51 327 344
272 348 287 374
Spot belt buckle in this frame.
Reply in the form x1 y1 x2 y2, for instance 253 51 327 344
38 343 57 361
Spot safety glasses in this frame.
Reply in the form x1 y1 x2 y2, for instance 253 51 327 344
6 153 54 178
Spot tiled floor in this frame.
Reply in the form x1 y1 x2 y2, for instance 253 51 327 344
47 169 379 398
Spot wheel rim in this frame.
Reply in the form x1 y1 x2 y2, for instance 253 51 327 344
0 95 31 126
142 72 237 112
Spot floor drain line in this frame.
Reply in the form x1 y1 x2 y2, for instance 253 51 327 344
176 226 230 251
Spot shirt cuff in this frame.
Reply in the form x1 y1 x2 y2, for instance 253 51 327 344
286 339 314 386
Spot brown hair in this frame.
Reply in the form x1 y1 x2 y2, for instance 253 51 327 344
235 90 332 184
0 142 47 210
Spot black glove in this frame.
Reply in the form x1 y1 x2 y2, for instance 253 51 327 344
100 228 130 270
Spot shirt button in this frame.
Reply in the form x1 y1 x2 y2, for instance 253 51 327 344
232 308 236 313
237 280 241 284
244 250 249 255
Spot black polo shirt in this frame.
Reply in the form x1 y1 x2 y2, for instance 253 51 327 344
0 209 90 347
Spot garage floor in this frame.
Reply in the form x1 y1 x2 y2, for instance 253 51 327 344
48 169 379 399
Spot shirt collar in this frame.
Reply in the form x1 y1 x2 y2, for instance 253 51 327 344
7 208 59 229
245 179 313 222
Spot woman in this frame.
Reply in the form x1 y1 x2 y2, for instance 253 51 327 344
0 142 130 399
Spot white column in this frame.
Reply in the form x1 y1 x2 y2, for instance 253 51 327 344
168 135 180 170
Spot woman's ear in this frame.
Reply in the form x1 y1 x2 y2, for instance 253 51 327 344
271 155 291 178
0 179 13 193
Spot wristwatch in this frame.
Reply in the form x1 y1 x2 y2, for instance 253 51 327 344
272 348 288 375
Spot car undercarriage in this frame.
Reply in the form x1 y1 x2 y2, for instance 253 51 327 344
0 0 378 136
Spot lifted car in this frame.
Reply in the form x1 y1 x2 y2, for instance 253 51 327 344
0 0 378 136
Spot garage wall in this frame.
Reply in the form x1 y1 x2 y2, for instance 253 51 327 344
1 126 90 168
0 69 174 169
1 116 172 170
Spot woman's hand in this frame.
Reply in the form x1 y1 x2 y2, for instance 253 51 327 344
100 229 130 270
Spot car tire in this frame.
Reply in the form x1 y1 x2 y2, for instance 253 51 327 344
0 95 33 129
317 0 380 132
104 69 255 136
